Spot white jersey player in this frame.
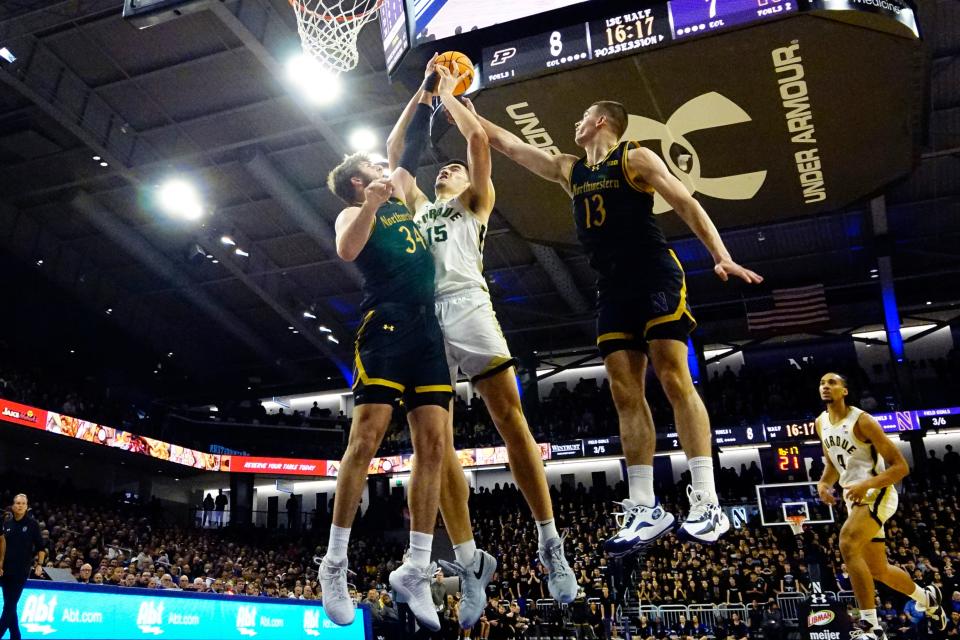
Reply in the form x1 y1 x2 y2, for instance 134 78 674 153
815 372 945 640
384 64 577 629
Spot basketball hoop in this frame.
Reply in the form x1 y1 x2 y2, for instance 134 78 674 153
787 514 807 536
289 0 383 73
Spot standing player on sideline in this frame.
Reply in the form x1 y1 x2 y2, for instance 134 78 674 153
465 99 762 549
319 58 453 633
385 65 578 628
815 372 946 639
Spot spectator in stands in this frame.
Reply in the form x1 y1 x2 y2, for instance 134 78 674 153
761 600 784 640
214 491 228 527
946 611 959 638
202 493 215 528
683 615 709 640
726 612 749 640
77 563 93 583
636 614 658 640
895 611 917 640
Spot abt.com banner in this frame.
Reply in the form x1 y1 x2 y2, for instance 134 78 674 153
17 581 368 640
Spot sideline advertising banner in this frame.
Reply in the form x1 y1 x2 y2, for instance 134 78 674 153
17 581 367 640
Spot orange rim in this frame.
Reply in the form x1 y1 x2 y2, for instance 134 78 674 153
288 0 384 23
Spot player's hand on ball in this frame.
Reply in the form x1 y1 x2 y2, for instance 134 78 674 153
424 52 438 78
436 65 460 96
714 259 764 284
364 178 393 207
845 482 871 505
817 482 836 505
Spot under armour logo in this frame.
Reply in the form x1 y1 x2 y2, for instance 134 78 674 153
382 324 395 332
622 92 767 214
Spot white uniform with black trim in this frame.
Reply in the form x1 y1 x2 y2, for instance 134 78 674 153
818 405 898 538
415 196 515 384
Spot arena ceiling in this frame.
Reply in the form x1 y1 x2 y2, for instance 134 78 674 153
0 0 958 401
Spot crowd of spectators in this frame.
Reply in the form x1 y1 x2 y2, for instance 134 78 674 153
4 344 960 457
4 456 960 640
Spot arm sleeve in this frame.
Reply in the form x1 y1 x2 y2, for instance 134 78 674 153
398 103 432 174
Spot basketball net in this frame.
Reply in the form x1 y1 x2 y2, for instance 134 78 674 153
289 0 383 73
787 514 806 536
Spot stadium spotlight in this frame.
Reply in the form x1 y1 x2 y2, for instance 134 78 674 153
235 248 250 258
318 325 331 333
286 53 341 105
220 235 236 246
0 47 16 64
303 310 317 319
327 334 339 344
158 178 204 221
349 128 378 152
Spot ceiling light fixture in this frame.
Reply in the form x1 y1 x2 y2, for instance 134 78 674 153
235 248 250 258
349 128 378 152
158 178 204 221
303 310 317 319
286 53 342 105
220 236 236 246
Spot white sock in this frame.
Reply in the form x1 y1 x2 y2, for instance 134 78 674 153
688 456 718 503
409 531 434 568
453 539 478 566
536 519 559 545
910 585 929 609
860 609 879 630
627 465 655 507
326 524 351 561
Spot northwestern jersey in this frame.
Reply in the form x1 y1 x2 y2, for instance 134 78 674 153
569 141 671 287
818 406 883 488
415 197 488 297
354 198 435 310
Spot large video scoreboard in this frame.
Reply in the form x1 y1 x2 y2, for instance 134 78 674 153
379 0 919 80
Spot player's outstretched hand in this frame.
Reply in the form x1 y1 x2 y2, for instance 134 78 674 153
364 178 394 208
424 52 438 78
714 259 764 284
436 65 460 96
462 97 477 115
817 482 836 505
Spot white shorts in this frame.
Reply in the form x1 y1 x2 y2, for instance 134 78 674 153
845 485 898 540
435 288 517 384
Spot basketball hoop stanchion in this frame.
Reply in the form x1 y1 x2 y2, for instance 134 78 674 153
289 0 383 73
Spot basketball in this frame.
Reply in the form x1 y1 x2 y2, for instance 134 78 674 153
435 51 474 96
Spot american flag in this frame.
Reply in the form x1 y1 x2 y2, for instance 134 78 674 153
746 284 829 332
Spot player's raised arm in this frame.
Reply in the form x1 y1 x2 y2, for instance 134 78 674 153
845 413 909 504
385 53 437 212
627 145 763 285
463 97 577 195
335 178 393 261
436 66 494 218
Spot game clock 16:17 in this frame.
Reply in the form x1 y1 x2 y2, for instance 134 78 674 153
590 6 670 59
